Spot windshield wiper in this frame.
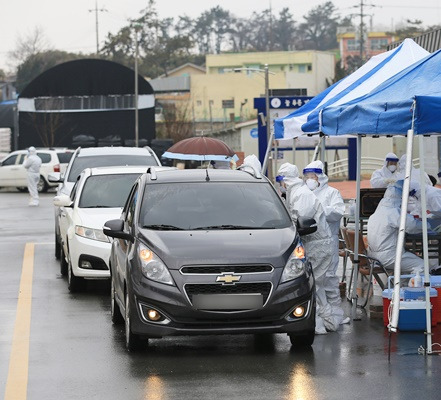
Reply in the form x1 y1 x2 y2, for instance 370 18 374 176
82 205 112 208
193 224 273 230
143 224 184 231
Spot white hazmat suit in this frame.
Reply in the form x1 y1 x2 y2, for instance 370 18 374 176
277 162 339 334
23 146 42 206
397 154 432 186
370 153 400 188
303 160 346 325
242 154 262 173
367 181 424 273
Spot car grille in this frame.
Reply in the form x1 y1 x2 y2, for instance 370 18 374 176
180 265 273 274
184 282 272 304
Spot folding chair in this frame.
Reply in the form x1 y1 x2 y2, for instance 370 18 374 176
341 227 390 308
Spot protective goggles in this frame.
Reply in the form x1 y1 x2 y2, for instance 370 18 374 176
275 175 285 182
385 157 399 162
302 167 322 175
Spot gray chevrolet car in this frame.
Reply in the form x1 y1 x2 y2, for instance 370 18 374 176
104 167 316 351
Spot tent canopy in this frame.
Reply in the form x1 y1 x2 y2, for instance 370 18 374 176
274 39 429 139
320 49 441 136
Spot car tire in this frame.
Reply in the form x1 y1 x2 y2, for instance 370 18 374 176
60 245 68 276
67 256 84 292
111 277 124 325
289 331 315 347
55 232 61 260
37 175 48 193
125 291 146 352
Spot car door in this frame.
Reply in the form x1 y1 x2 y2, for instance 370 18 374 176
114 183 139 301
14 154 28 186
0 153 20 186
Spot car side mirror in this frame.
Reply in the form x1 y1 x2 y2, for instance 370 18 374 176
53 194 73 207
297 217 317 236
103 219 134 242
48 172 63 183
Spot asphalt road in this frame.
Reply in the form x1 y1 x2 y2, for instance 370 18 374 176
1 189 441 400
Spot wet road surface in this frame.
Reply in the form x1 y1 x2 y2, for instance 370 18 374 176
1 190 441 400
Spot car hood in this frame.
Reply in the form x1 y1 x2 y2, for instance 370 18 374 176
76 208 123 228
138 227 297 269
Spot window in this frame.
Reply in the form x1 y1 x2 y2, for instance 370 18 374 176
370 38 389 50
68 155 158 182
79 174 141 208
347 39 360 51
298 65 306 73
307 64 312 72
139 182 292 230
56 152 73 163
36 152 51 163
1 155 18 166
126 185 139 227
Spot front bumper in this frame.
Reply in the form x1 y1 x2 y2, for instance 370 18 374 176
69 234 110 279
128 265 315 338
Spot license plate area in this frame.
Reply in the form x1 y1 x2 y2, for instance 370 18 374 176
192 293 263 310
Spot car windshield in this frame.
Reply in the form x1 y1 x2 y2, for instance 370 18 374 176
57 152 73 163
68 155 157 182
79 174 141 208
140 182 292 230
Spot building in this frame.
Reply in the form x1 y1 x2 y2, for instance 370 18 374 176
338 31 396 69
192 51 335 123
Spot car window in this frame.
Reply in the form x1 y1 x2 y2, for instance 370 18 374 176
16 154 26 164
36 152 51 163
56 152 73 163
78 174 141 208
139 182 292 230
2 154 18 166
126 185 139 226
67 155 157 182
70 179 80 201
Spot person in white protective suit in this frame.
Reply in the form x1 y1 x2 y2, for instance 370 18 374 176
23 146 42 206
367 180 424 273
303 160 347 325
277 162 339 334
396 154 432 186
370 153 400 188
242 154 262 173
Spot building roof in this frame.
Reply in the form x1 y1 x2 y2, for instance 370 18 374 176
158 63 205 78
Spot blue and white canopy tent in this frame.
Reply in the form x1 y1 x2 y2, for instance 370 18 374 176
274 39 429 140
318 47 441 355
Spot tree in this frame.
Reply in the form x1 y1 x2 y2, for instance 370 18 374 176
273 8 297 51
0 69 5 81
8 26 50 68
297 1 339 51
15 50 81 93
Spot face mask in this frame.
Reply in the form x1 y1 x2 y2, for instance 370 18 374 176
387 165 397 172
306 179 318 191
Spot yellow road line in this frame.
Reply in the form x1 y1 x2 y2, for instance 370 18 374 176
4 243 34 400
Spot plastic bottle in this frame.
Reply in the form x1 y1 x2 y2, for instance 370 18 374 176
409 267 422 288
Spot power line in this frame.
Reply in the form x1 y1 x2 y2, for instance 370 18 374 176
351 1 379 60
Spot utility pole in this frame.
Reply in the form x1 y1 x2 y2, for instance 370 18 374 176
89 0 107 55
351 0 378 62
134 26 140 147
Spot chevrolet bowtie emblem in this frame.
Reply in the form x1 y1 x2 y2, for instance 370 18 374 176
216 273 241 284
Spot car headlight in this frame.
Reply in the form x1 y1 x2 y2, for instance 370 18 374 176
75 225 109 242
139 244 174 286
281 243 306 283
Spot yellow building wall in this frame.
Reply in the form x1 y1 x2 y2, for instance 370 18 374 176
191 73 287 121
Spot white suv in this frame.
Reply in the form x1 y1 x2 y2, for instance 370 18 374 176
51 146 161 262
0 148 74 192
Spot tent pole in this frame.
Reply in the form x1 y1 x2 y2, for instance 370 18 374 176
418 134 433 354
390 129 414 332
262 131 274 176
351 135 362 320
320 135 326 165
292 139 296 164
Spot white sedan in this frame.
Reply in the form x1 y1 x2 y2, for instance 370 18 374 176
54 166 170 292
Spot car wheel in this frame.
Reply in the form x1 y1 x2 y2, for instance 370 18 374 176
60 245 68 276
55 232 61 260
37 175 48 193
111 277 124 325
289 331 315 347
125 291 145 352
67 256 84 292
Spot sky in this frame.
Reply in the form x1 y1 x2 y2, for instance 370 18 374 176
2 0 441 72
